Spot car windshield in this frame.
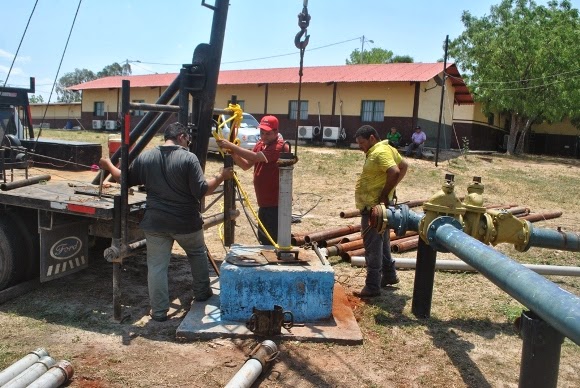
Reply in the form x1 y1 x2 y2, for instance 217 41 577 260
240 114 259 128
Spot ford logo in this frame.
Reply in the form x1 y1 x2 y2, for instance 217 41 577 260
50 237 82 260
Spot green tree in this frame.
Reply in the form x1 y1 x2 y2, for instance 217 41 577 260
29 94 44 103
97 62 132 77
448 0 580 155
56 68 96 102
391 55 414 63
346 48 392 65
346 48 414 65
56 61 132 102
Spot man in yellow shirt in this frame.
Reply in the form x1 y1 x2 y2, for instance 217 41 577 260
354 125 408 298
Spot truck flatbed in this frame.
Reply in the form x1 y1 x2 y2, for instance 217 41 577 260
0 178 147 219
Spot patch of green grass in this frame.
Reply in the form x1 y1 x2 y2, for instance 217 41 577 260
494 302 523 323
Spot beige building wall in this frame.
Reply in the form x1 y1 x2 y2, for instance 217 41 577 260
30 103 81 119
533 118 578 135
81 87 162 116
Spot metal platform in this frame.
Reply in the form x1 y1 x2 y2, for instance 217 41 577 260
176 278 363 345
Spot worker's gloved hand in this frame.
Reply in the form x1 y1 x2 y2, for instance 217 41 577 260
219 167 235 181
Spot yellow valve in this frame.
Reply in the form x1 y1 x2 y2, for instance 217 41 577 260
419 174 466 243
462 177 487 239
486 209 531 251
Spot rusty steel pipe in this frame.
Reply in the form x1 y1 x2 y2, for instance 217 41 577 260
304 224 361 244
203 209 240 230
0 174 51 191
399 198 428 208
325 239 365 257
506 206 530 216
339 209 361 218
391 236 419 253
326 231 418 255
486 203 518 209
291 235 307 246
319 233 361 248
520 211 563 223
343 247 366 262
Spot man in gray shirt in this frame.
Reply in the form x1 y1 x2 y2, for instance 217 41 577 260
100 122 233 322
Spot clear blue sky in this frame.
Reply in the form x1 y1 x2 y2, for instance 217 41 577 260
1 0 574 101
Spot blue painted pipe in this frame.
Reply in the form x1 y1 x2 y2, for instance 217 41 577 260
527 224 580 252
434 223 580 345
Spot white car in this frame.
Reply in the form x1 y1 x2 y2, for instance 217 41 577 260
207 112 261 153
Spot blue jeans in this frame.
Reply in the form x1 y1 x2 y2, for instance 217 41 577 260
361 213 397 292
144 229 210 318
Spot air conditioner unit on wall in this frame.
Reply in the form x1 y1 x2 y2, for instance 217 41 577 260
323 126 340 141
105 120 117 130
92 120 103 130
298 126 314 139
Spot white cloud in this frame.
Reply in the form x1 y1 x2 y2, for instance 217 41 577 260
0 49 31 63
0 49 14 60
0 65 24 76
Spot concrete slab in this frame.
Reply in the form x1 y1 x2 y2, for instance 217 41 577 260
176 278 363 345
220 245 335 322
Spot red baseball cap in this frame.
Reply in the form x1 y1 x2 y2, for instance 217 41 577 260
258 115 279 131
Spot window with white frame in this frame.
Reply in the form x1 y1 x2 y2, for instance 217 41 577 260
361 100 385 122
289 100 308 120
94 101 105 117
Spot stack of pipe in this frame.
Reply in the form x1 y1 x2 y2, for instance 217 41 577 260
325 231 418 260
0 348 74 388
291 224 361 246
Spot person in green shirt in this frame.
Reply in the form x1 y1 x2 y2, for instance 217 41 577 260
386 127 402 148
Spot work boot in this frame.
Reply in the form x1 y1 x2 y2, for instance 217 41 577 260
193 288 213 302
149 311 168 322
353 287 381 298
381 273 400 287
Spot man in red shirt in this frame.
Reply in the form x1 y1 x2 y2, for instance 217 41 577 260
217 115 288 245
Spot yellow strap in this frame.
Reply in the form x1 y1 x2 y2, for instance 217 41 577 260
212 103 244 157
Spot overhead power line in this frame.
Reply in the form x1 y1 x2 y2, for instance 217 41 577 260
133 36 362 67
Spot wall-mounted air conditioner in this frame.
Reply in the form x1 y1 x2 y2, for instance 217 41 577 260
323 126 341 141
105 120 117 130
298 126 314 139
92 120 103 130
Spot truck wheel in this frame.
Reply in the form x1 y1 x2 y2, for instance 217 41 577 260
0 217 25 290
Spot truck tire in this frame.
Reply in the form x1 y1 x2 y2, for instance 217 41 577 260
0 216 25 290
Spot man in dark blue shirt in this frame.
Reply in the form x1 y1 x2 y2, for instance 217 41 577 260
100 122 233 322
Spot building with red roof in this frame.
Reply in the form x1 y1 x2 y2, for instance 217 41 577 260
64 63 504 150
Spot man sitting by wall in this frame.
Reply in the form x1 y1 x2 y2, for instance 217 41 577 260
405 125 426 158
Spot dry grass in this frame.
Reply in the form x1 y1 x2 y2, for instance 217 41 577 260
0 132 579 387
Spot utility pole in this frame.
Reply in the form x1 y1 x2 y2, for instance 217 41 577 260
360 35 374 64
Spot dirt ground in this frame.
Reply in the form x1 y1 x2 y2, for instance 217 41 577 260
0 147 579 387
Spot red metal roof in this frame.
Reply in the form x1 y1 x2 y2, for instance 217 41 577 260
70 63 473 104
